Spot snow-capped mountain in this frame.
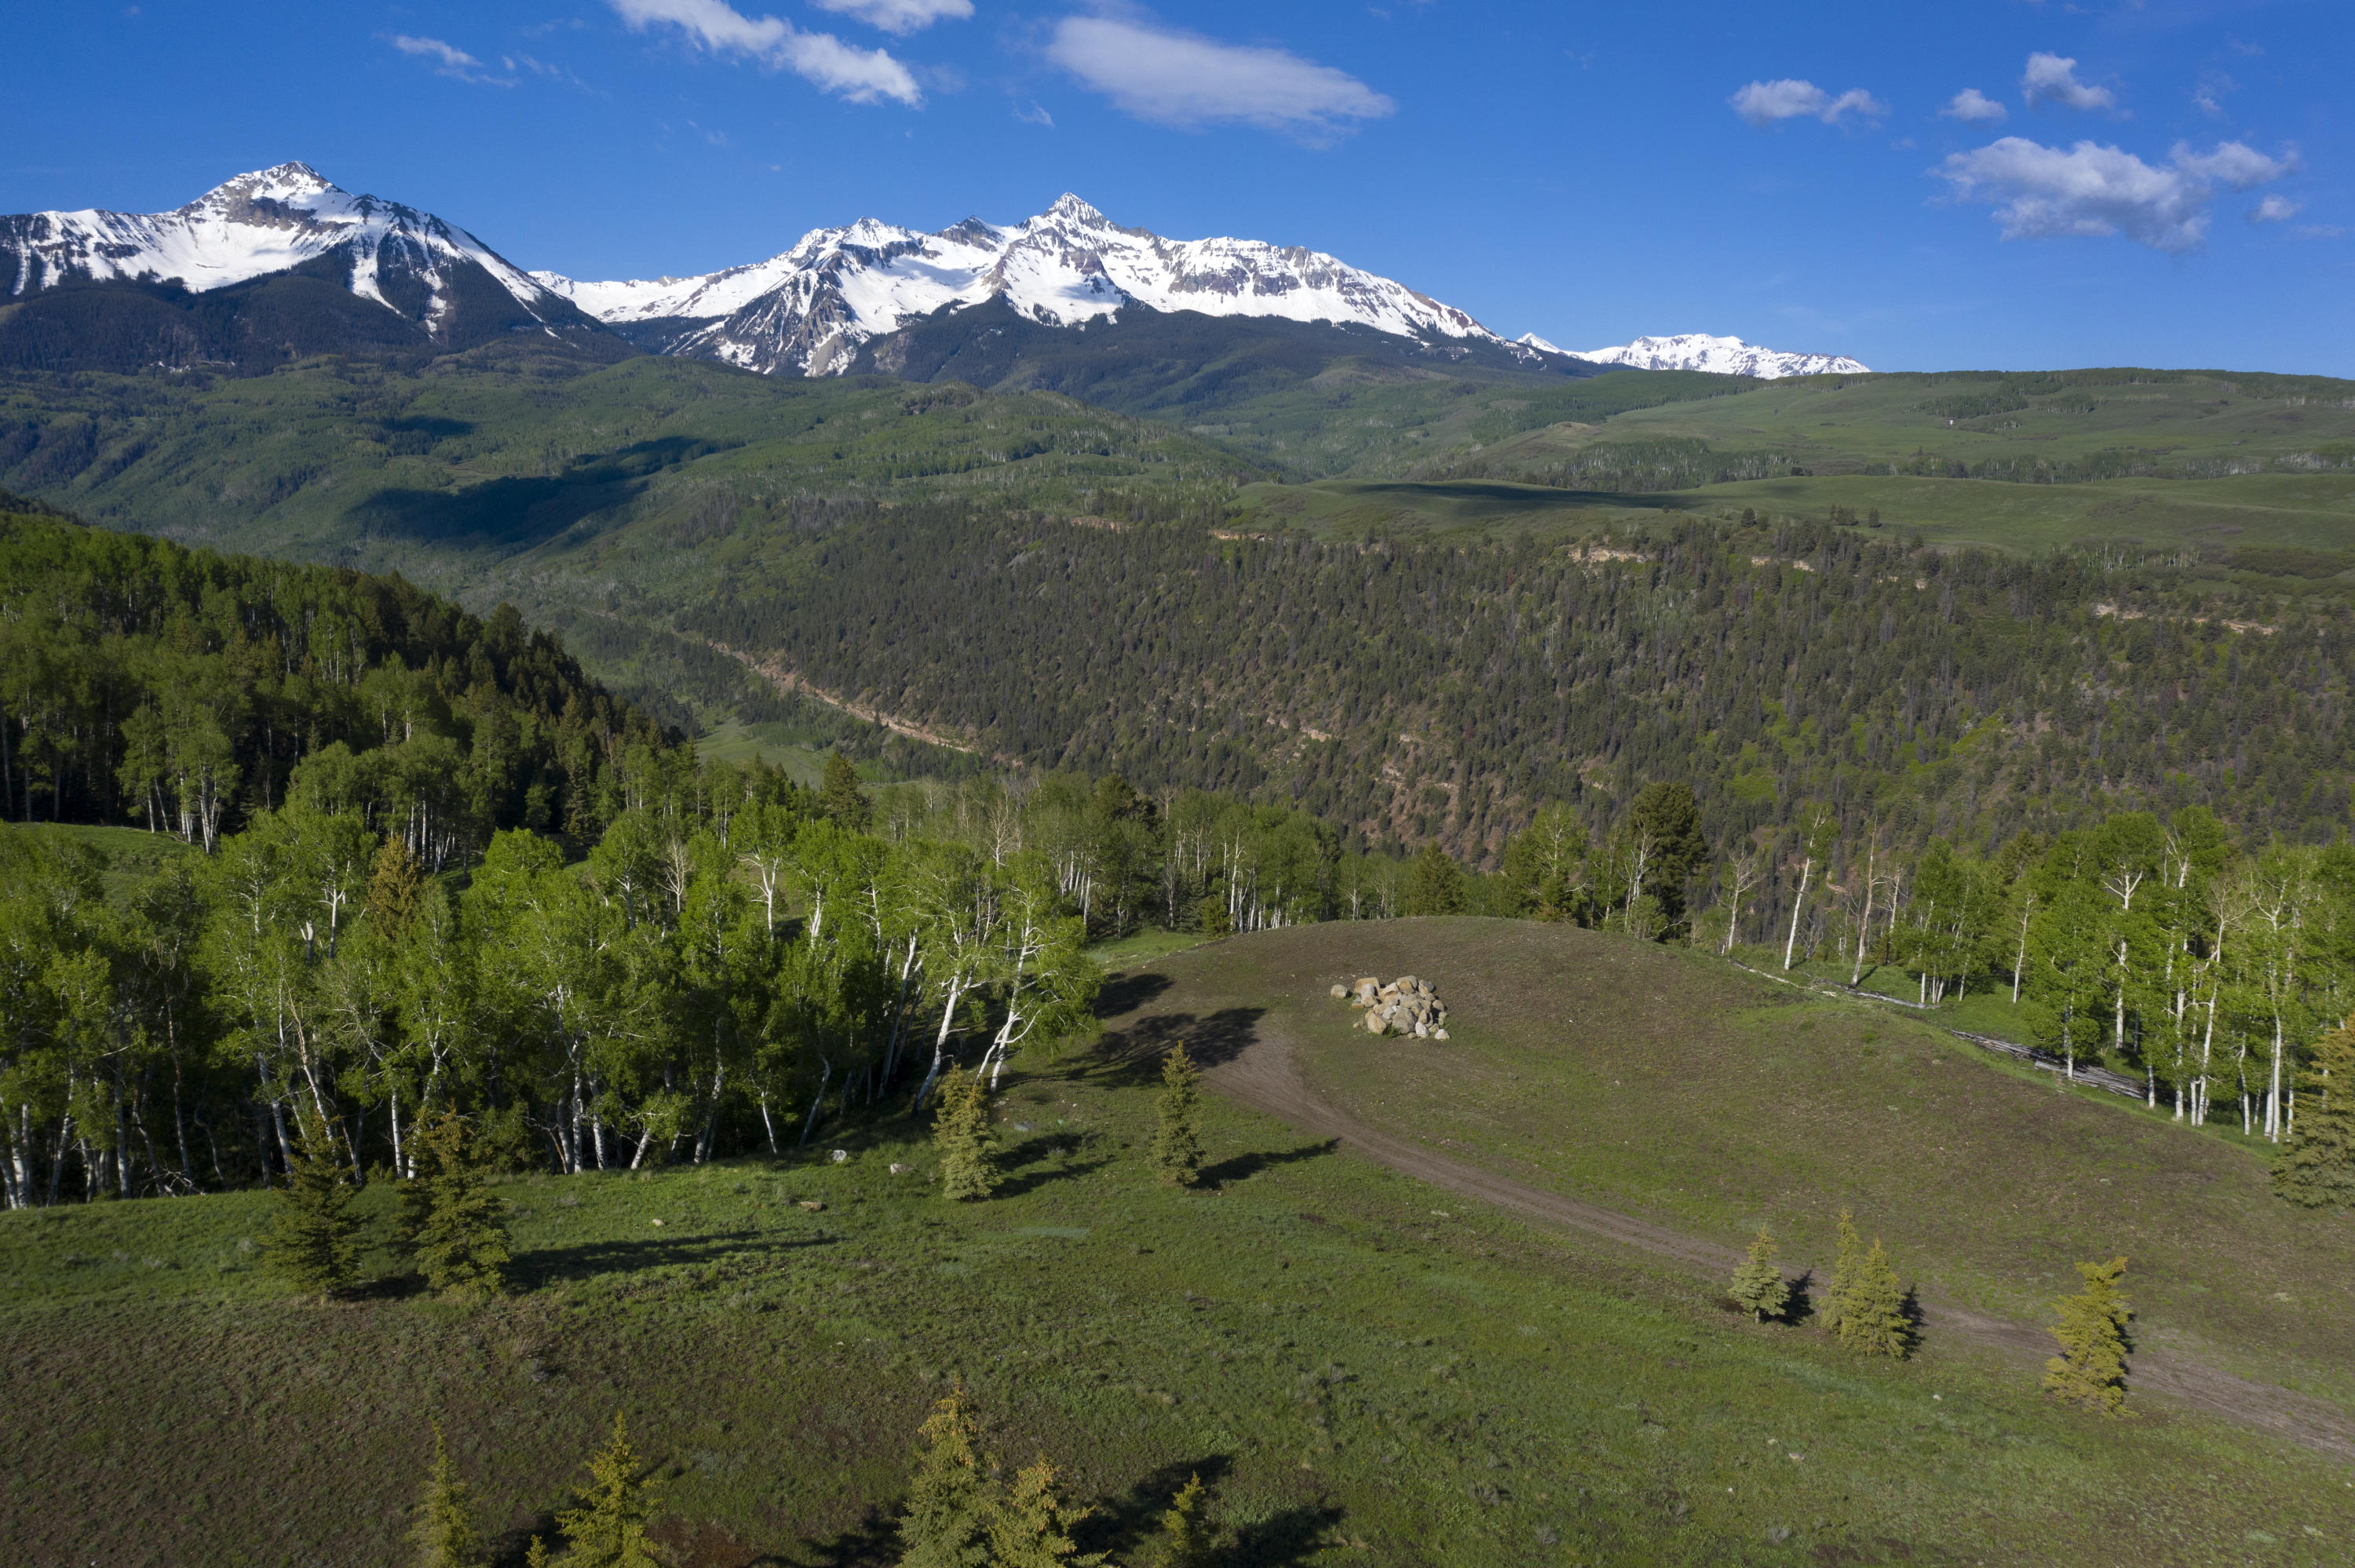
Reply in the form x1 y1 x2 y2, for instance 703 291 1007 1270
535 195 1503 377
1519 332 1868 379
0 163 602 348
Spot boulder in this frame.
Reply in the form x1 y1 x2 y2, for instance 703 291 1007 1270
1329 983 1349 999
1332 973 1452 1042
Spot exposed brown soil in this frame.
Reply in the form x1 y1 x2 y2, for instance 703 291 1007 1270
1113 975 2355 1465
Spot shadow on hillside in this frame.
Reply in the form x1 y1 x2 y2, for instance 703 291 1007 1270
1095 970 1174 1022
1077 1455 1234 1561
1228 1501 1349 1566
783 1507 897 1567
515 1227 834 1286
1094 1007 1267 1083
1202 1140 1338 1190
992 1133 1115 1198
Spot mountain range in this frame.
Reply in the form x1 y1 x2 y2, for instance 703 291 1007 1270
0 166 1866 381
1517 332 1871 380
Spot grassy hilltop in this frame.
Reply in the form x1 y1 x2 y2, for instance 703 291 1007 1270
5 921 2352 1567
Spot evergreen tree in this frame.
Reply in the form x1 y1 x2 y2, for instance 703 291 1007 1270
411 1425 484 1568
989 1457 1104 1568
933 1069 1001 1202
1140 1474 1215 1568
1835 1238 1914 1358
400 1110 513 1300
1729 1224 1790 1323
2043 1256 2133 1415
821 753 873 832
1403 844 1467 917
551 1413 663 1568
370 833 425 932
1820 1208 1864 1336
898 1384 995 1568
1151 1045 1206 1187
2273 1021 2355 1209
1627 780 1708 922
267 1105 365 1300
524 1541 551 1568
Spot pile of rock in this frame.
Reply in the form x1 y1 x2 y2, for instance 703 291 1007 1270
1328 975 1449 1040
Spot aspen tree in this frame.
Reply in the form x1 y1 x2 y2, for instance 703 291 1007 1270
2043 1257 2132 1414
1151 1045 1206 1187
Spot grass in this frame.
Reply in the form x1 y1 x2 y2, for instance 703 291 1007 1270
6 921 2355 1566
12 820 199 899
1123 920 2355 1413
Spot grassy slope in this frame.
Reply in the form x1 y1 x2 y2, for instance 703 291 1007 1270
1231 370 2355 556
6 924 2355 1566
1126 921 2355 1410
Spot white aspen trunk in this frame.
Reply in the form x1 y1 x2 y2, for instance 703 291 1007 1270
798 1059 831 1148
1782 858 1813 972
759 1095 778 1155
915 973 973 1110
1849 850 1877 986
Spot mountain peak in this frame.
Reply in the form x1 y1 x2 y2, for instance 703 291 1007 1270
192 162 342 210
1044 193 1108 224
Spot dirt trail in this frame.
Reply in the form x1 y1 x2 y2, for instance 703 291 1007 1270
1199 1013 2355 1465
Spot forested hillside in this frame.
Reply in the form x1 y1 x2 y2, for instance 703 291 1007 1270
0 504 666 855
671 503 2355 860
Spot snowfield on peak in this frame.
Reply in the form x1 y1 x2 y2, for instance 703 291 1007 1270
0 163 586 345
1519 331 1869 379
534 195 1506 377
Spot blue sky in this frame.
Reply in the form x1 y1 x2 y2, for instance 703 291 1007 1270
8 1 2350 374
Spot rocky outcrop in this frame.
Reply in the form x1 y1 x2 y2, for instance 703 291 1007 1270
1327 975 1450 1040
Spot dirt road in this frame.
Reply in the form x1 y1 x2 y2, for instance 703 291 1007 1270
1196 1011 2355 1465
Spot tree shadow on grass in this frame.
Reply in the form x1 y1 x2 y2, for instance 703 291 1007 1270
780 1507 898 1568
1076 1454 1235 1562
1096 970 1174 1022
1091 1007 1268 1085
1227 1501 1348 1567
515 1229 836 1288
1201 1140 1338 1190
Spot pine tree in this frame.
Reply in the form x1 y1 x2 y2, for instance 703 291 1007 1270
898 1384 995 1568
1140 1474 1215 1568
1835 1238 1914 1358
1403 844 1467 917
400 1110 512 1300
524 1541 551 1568
2043 1256 2133 1415
411 1425 484 1568
551 1413 662 1568
1820 1208 1864 1335
934 1070 1000 1202
1729 1224 1790 1323
989 1457 1104 1568
268 1104 365 1300
1150 1045 1206 1187
820 752 872 832
2273 1021 2355 1209
369 833 424 932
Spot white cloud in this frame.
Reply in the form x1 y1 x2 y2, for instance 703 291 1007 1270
1940 88 2006 125
1046 12 1395 135
2021 53 2116 113
2247 195 2302 224
1729 79 1887 128
608 0 920 104
1013 100 1054 127
387 34 512 85
1933 137 2293 254
809 0 972 34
